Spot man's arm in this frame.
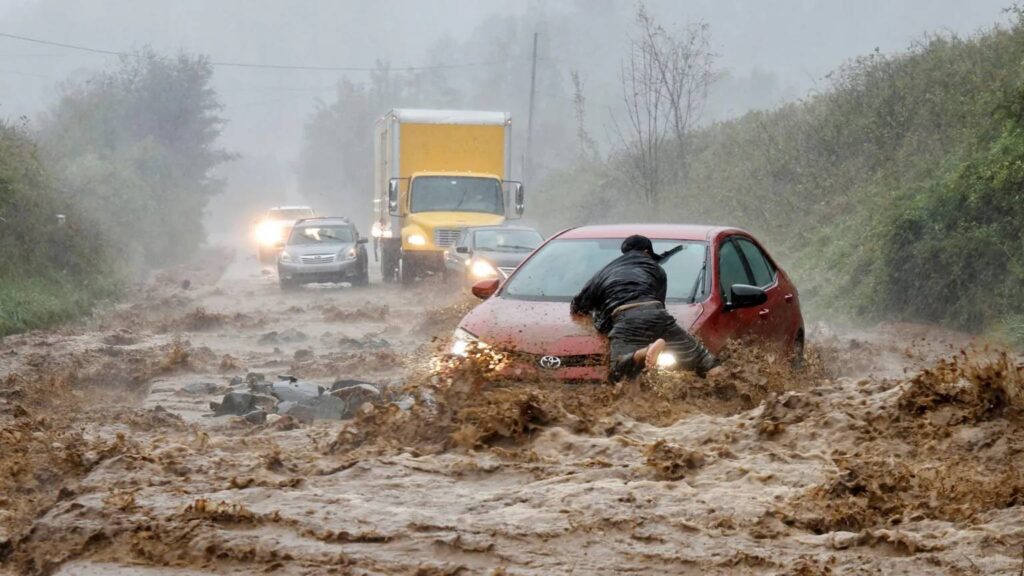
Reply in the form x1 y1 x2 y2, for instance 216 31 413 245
571 273 601 316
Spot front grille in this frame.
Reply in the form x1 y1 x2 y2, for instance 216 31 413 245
434 228 461 247
517 353 605 369
300 253 336 264
497 267 516 278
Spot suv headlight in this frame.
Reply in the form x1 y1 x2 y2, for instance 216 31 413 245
341 247 357 260
451 327 480 356
279 251 294 263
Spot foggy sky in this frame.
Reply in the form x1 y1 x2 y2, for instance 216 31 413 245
0 0 1013 215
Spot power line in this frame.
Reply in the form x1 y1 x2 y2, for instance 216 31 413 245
0 31 504 72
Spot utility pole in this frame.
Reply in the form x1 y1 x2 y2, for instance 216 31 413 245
525 31 538 184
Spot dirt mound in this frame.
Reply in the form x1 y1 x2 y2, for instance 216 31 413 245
784 347 1024 534
899 346 1024 423
321 303 389 322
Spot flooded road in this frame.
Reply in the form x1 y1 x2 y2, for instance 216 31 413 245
1 248 1022 575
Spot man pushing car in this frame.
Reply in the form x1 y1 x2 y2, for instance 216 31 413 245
571 234 719 381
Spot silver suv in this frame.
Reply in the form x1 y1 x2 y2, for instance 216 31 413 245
277 218 369 290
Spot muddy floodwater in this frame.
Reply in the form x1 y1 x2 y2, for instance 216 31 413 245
1 248 1023 575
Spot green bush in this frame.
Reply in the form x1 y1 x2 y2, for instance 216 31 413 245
0 121 120 336
539 18 1024 335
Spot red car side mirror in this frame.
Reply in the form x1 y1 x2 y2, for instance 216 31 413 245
471 278 500 300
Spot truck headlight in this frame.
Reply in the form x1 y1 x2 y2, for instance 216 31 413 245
408 234 427 246
451 327 480 356
470 259 497 278
656 351 677 369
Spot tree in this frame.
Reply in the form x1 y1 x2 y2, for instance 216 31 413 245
611 4 715 205
39 49 230 268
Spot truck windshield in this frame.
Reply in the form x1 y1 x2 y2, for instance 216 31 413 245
410 176 503 215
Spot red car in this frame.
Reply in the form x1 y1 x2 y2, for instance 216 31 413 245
452 224 804 380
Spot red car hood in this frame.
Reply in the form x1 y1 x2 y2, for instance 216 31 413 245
459 297 704 356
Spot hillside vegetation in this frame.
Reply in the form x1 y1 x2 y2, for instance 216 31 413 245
0 122 115 336
0 51 229 337
537 15 1024 341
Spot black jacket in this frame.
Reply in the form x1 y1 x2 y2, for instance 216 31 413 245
570 250 666 333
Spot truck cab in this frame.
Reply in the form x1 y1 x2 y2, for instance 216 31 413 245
373 109 524 284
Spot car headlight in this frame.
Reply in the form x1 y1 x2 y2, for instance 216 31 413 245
451 327 481 356
256 222 282 246
470 259 497 278
279 251 293 263
341 247 357 260
656 351 677 369
407 233 427 246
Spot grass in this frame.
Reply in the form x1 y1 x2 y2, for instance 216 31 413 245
0 273 119 337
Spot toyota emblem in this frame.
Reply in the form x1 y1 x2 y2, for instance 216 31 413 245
538 355 562 369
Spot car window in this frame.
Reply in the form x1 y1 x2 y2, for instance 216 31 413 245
288 225 354 244
502 238 706 302
473 229 543 252
735 238 775 287
718 239 751 296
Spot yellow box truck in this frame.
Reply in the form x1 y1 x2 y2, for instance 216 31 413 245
372 109 524 284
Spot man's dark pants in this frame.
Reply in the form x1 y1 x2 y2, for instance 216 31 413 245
607 305 716 381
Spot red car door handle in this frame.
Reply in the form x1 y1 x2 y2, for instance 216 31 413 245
759 308 770 319
784 293 794 303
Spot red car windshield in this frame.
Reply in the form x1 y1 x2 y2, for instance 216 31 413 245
502 238 708 302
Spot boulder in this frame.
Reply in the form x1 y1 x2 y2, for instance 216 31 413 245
277 401 315 424
271 380 323 403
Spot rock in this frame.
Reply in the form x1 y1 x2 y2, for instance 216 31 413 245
337 337 391 350
294 348 313 361
182 382 219 395
829 531 862 550
392 396 415 411
330 379 379 391
210 391 277 416
330 383 380 409
211 392 254 416
265 414 281 425
243 409 267 425
258 331 279 345
271 380 323 403
245 372 266 385
229 375 244 386
311 394 349 420
277 401 315 424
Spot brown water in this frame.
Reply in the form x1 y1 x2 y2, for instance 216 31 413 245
1 249 1022 575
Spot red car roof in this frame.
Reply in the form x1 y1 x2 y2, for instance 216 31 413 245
557 223 733 241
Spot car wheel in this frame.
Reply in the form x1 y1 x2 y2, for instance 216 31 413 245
790 332 805 371
354 265 370 287
381 249 397 283
399 256 415 285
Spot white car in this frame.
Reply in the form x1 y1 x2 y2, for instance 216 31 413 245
254 205 316 265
